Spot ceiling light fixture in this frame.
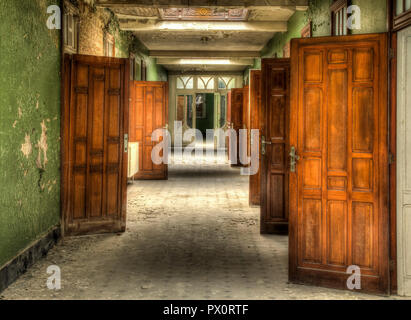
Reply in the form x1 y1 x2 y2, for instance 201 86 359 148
158 21 248 31
179 59 231 65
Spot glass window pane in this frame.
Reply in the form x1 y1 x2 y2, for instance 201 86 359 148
227 78 235 89
406 0 411 11
218 78 226 89
335 13 338 35
206 78 214 89
197 78 205 89
185 77 193 89
397 0 404 15
177 78 185 89
343 7 347 35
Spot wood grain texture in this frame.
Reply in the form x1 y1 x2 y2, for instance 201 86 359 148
63 54 129 236
230 88 244 166
260 59 290 234
249 70 262 206
129 81 168 180
289 34 389 294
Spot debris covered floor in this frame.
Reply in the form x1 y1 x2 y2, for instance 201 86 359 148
0 152 398 300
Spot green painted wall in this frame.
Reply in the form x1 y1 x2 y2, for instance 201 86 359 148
243 58 262 85
351 0 387 34
0 0 61 267
261 0 388 58
146 57 168 82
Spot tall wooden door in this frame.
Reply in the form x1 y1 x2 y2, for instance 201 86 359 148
230 88 244 165
226 91 232 158
62 54 129 236
129 81 169 180
260 59 290 234
242 85 250 167
397 25 411 296
289 34 389 293
249 70 262 206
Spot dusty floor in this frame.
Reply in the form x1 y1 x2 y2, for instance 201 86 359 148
0 150 405 300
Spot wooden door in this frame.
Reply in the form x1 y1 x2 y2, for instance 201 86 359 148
129 81 168 180
62 54 129 236
260 59 290 234
397 26 411 296
289 34 389 293
230 88 244 165
249 70 262 206
242 85 250 166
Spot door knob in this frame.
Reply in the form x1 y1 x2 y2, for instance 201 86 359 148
289 146 300 172
261 135 272 155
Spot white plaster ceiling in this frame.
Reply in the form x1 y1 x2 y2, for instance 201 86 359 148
96 1 308 71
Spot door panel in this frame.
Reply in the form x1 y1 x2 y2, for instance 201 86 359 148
289 34 389 294
397 26 411 296
129 81 168 180
230 88 244 165
261 59 290 234
63 54 129 236
249 70 262 206
243 85 250 166
226 91 232 158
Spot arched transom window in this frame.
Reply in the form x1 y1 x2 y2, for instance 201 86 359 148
177 76 194 89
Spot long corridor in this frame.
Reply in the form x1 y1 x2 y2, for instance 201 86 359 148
1 152 394 300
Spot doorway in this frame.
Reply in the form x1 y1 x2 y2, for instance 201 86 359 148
396 25 411 296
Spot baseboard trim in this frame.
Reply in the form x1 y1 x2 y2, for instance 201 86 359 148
0 226 61 293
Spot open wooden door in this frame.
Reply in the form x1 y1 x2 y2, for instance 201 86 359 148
260 59 290 234
129 81 169 180
242 85 250 167
226 91 232 159
289 34 389 294
230 88 244 165
62 54 129 236
249 70 262 206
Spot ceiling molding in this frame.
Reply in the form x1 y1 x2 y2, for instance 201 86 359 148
95 0 309 9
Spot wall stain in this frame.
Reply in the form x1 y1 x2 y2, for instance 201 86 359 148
36 120 48 169
21 134 32 159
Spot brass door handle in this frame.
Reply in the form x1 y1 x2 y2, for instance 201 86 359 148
289 146 300 172
261 136 272 155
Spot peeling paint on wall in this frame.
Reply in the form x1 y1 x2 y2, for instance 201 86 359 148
261 0 388 58
36 120 48 169
0 0 61 268
21 135 33 159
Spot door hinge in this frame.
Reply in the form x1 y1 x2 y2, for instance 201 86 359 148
389 153 395 165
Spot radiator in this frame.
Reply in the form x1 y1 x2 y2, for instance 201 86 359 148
128 142 139 178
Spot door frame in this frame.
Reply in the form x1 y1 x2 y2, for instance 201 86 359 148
396 25 411 296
